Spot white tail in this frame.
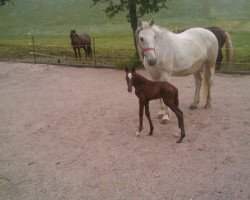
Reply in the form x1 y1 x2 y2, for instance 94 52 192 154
202 63 215 101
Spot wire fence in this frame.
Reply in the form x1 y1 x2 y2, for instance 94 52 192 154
0 32 250 72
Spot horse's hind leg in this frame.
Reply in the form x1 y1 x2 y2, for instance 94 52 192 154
203 62 215 109
189 70 202 110
145 101 154 135
84 47 87 59
216 49 223 70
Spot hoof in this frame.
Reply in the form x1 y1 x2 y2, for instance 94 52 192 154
135 131 140 137
158 113 164 119
172 133 180 138
148 132 153 136
176 137 184 143
161 118 170 124
204 104 211 109
189 104 197 110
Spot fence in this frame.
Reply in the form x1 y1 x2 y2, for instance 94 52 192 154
0 31 249 72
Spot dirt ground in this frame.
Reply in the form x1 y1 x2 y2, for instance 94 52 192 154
0 62 249 200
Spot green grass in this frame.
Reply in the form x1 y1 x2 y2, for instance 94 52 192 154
0 0 249 70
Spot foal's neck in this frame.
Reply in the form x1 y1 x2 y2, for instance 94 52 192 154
133 73 148 88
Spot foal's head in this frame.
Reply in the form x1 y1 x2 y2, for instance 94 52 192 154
125 67 136 93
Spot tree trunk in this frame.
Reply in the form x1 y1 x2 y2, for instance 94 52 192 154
128 0 139 57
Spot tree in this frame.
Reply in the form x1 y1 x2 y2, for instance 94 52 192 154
92 0 171 51
0 0 15 5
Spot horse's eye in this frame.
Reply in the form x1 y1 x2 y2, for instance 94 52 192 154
154 35 156 39
140 37 144 42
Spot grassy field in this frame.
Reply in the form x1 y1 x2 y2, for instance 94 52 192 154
0 0 249 70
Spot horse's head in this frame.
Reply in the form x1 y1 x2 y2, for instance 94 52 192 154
70 30 77 40
125 67 136 93
137 19 158 66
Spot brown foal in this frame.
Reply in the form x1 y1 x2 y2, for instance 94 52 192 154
125 67 185 143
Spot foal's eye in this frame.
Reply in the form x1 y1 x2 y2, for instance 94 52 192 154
140 37 144 42
154 35 156 39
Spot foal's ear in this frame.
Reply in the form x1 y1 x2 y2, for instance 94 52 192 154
132 67 136 73
125 67 128 72
149 18 154 27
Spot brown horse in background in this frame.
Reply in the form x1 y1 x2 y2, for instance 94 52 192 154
70 30 92 59
173 26 233 70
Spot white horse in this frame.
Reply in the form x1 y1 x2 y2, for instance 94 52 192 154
136 19 218 123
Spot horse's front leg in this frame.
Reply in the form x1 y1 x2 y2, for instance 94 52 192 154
136 100 145 136
78 48 81 59
159 72 171 124
190 70 202 110
145 101 154 135
73 48 77 60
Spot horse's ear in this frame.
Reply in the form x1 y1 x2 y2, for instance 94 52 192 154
149 18 154 27
125 67 128 72
132 67 136 73
73 30 75 33
137 19 143 28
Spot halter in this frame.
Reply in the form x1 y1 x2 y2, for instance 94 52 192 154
138 41 155 56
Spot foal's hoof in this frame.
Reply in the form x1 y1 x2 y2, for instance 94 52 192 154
176 137 184 143
189 104 197 110
161 117 170 124
135 131 140 137
158 113 164 119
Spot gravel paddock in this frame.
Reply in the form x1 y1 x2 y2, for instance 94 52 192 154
0 62 249 200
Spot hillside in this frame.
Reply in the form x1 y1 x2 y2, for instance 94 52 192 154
0 0 249 36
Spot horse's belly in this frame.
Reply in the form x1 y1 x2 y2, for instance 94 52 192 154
172 59 205 76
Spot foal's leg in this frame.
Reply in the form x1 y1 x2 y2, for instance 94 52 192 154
166 102 185 143
136 100 145 136
145 101 154 135
190 70 202 110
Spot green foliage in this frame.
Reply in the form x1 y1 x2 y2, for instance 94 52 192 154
92 0 170 20
0 0 249 70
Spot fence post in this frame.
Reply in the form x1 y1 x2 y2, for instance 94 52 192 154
93 37 96 67
31 35 36 63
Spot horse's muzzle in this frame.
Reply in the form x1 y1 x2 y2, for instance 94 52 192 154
148 58 157 66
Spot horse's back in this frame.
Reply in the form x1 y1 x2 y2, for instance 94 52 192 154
79 33 91 45
168 27 218 75
177 28 218 53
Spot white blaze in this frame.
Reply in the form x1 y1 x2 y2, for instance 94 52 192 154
128 73 132 80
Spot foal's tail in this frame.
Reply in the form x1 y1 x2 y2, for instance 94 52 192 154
225 31 233 62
